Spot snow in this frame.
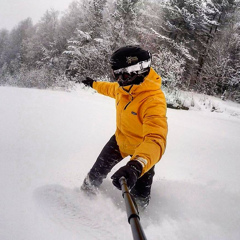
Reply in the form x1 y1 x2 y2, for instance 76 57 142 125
0 85 240 240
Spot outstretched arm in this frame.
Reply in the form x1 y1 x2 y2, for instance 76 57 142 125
93 81 119 99
82 77 118 99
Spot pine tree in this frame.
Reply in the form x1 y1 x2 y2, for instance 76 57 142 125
0 29 9 69
159 0 239 92
200 4 240 98
62 0 111 80
108 0 142 48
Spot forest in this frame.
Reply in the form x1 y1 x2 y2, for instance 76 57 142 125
0 0 239 102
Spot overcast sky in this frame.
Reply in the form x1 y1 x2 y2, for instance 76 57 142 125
0 0 74 31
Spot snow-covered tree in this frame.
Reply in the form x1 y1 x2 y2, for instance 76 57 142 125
0 29 9 70
160 0 239 91
0 18 34 78
199 6 240 99
21 10 60 68
152 45 186 90
64 29 111 80
107 0 143 48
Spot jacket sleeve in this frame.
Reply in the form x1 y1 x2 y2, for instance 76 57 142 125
131 94 168 175
93 81 118 99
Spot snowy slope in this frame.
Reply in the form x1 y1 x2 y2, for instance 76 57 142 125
0 86 240 240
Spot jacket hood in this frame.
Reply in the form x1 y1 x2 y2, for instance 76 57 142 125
118 68 162 96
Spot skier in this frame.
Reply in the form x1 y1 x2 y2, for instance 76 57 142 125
81 45 168 208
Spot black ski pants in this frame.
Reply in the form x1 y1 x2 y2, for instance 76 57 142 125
88 135 155 199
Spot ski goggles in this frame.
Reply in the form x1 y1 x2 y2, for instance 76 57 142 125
113 72 132 81
113 58 151 77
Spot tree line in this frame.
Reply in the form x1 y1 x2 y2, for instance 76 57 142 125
0 0 239 102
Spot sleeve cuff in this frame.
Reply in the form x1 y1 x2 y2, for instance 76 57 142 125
133 156 148 169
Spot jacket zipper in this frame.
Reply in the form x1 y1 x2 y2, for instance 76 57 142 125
122 85 134 110
124 95 133 110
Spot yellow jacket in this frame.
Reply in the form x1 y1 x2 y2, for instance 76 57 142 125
93 68 168 175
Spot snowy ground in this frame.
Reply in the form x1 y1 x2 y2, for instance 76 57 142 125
0 86 240 240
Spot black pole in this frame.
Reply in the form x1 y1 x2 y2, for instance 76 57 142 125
119 177 147 240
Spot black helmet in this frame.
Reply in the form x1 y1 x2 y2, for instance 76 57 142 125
110 45 151 86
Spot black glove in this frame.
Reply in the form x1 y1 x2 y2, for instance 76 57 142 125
82 77 95 88
111 160 142 190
